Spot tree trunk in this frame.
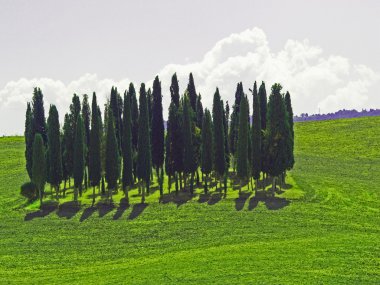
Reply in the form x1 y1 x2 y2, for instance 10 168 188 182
196 170 200 186
204 173 208 194
272 176 276 195
141 181 145 204
125 185 129 204
168 174 171 194
179 172 183 191
69 177 71 188
175 172 179 195
39 187 43 208
190 172 194 195
92 185 96 206
223 173 227 195
184 174 187 191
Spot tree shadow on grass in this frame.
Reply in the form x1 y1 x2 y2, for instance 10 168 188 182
97 202 115 218
208 192 222 206
235 192 251 211
113 198 130 220
128 203 148 220
264 196 290 210
160 192 193 208
57 201 80 219
24 201 58 221
198 193 211 203
248 196 259 210
79 206 97 222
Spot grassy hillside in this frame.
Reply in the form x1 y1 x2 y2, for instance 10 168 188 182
0 117 379 284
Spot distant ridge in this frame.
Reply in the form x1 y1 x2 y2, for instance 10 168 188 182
294 109 380 122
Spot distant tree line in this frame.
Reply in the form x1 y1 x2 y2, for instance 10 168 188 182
294 108 380 122
23 73 294 206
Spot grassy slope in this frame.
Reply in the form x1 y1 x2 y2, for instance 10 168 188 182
0 117 379 284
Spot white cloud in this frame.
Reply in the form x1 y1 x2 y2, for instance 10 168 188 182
1 27 379 135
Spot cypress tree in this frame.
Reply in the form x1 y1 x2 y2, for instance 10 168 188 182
105 109 119 203
61 113 72 192
25 102 33 179
89 92 101 205
47 105 62 198
285 91 295 171
122 91 134 200
229 82 244 166
187 73 197 112
259 81 267 130
32 134 46 207
236 96 249 191
196 94 204 129
136 83 151 203
267 84 289 193
222 100 230 169
70 94 81 135
170 73 180 107
110 87 122 150
201 109 213 194
129 83 139 180
31 87 47 144
73 114 85 201
212 88 226 185
165 122 174 193
182 95 197 194
251 82 262 191
151 76 165 196
82 94 91 190
168 102 183 194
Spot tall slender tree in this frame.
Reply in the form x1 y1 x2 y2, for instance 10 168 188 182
110 87 122 149
187 73 197 112
236 96 249 192
170 73 180 107
201 109 213 194
25 102 33 179
137 83 151 203
251 83 262 191
105 109 119 203
82 94 91 190
122 91 134 201
31 87 47 144
129 83 139 181
73 115 85 201
182 95 197 194
151 76 165 196
47 105 62 198
196 94 204 129
212 88 226 189
284 91 295 171
259 81 267 130
32 134 46 207
89 92 101 205
61 113 72 191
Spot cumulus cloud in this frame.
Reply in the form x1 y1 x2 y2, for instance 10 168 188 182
1 27 379 135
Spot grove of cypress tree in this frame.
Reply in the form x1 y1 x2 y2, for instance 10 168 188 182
25 102 33 179
170 73 180 107
151 76 165 196
89 92 101 205
136 83 151 203
32 133 46 207
122 91 134 200
267 83 289 193
201 109 213 194
236 96 249 191
182 95 197 194
105 109 119 203
47 105 62 198
73 115 85 201
212 88 226 184
251 83 262 190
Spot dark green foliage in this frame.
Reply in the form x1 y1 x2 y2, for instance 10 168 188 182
129 83 139 151
285 91 295 170
201 109 213 176
70 94 81 136
212 88 226 177
105 109 120 199
170 73 180 107
236 96 249 181
251 82 262 181
147 88 152 128
168 102 183 176
82 94 91 165
222 100 230 168
182 95 197 193
47 105 62 190
61 113 72 183
136 83 151 186
73 115 85 200
187 73 197 112
259 81 267 130
122 92 134 191
32 134 46 205
229 82 244 156
110 87 122 149
20 182 37 201
25 102 33 179
89 92 101 192
31 87 47 144
266 84 289 177
165 126 174 177
196 94 203 129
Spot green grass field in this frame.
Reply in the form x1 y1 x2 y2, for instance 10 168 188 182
0 117 379 284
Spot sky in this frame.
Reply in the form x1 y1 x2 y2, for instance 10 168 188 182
0 0 379 135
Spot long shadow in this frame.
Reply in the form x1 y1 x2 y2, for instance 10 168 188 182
128 203 148 220
234 192 251 211
24 202 58 221
79 206 97 222
57 201 80 219
282 183 293 190
97 202 115 218
208 193 222 206
113 198 130 220
198 193 210 204
248 196 259 210
264 197 290 210
160 192 193 208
